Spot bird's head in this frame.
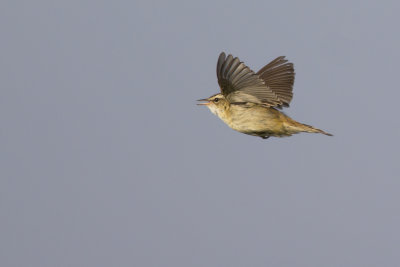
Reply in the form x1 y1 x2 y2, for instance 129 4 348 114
197 93 229 117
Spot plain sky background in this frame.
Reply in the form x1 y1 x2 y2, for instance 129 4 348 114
1 0 399 266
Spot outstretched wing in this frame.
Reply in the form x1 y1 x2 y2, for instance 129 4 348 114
256 56 295 107
216 52 295 107
216 52 282 107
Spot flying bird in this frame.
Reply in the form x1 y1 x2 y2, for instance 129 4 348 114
198 52 332 139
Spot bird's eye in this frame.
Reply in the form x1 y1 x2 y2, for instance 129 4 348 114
213 98 219 103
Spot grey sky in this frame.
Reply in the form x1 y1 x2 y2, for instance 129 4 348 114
1 0 399 266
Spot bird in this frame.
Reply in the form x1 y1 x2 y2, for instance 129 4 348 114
197 52 332 139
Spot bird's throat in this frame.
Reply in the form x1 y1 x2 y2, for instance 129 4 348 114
207 104 232 125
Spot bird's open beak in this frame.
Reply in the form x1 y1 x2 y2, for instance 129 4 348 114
197 98 210 105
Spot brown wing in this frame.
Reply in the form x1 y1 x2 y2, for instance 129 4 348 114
216 52 282 107
256 56 295 107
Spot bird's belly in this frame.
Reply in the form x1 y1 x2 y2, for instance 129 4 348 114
228 107 287 137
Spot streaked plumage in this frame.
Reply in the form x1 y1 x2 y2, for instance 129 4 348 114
198 52 332 139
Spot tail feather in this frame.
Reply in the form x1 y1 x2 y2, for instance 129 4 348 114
301 123 333 136
285 119 333 136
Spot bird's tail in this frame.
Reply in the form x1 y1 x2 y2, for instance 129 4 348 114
285 119 333 136
300 123 333 136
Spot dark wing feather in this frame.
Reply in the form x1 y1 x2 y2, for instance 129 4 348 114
256 56 295 107
216 52 282 107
